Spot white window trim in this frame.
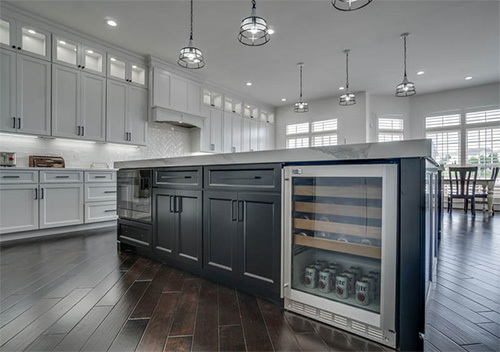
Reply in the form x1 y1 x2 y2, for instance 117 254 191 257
285 119 338 148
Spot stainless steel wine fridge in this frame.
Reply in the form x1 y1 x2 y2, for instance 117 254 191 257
282 164 398 348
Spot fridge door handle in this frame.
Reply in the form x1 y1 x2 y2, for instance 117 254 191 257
176 196 182 213
170 196 174 212
237 201 244 222
231 200 237 221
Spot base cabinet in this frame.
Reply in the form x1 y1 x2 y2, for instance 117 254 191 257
39 183 84 229
0 184 39 234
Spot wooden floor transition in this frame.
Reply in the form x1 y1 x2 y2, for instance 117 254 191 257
0 211 498 351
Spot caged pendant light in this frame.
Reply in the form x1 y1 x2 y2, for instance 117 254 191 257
238 0 271 46
339 50 356 106
332 0 373 12
395 33 416 97
294 63 309 113
178 0 205 69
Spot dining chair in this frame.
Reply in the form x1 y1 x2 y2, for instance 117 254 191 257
474 166 499 215
448 167 478 216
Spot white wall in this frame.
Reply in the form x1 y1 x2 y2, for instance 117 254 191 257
0 122 191 168
409 83 500 139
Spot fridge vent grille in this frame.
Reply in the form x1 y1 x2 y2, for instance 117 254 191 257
304 305 317 316
333 315 348 327
367 327 384 341
319 310 333 321
291 301 304 312
351 321 367 334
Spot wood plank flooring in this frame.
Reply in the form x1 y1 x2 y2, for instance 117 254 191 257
0 211 498 351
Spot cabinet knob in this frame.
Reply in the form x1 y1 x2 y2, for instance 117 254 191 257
17 47 21 50
81 66 85 69
78 65 81 68
11 45 16 48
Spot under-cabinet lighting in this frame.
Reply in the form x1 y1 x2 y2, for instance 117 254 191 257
54 138 97 145
0 133 38 139
103 142 140 148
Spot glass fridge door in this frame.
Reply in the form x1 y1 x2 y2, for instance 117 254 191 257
283 164 397 333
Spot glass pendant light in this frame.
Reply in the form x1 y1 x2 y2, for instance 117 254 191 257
339 50 356 106
238 0 270 46
178 0 205 69
332 0 373 12
395 33 416 97
294 63 309 113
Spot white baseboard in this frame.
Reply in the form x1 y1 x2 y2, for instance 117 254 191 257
0 220 117 244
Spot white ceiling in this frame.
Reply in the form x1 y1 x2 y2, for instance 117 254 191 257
6 0 500 107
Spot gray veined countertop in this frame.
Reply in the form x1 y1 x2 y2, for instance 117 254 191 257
114 139 437 169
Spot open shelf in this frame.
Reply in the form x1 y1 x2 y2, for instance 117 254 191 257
294 201 382 219
294 186 382 199
293 218 381 239
293 234 381 259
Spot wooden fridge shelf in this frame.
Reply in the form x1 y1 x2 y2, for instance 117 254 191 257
293 235 382 260
294 186 382 199
293 218 381 239
294 201 382 219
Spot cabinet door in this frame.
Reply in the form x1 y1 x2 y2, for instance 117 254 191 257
82 46 105 76
53 36 80 68
0 49 16 132
16 21 51 61
242 118 251 152
204 190 239 276
39 183 84 229
232 115 243 153
127 86 147 146
17 54 51 135
0 15 15 51
223 113 232 153
210 108 223 153
81 72 106 141
250 119 259 151
52 64 80 138
0 184 39 234
153 188 176 258
266 124 275 150
176 190 202 267
106 79 128 143
187 80 201 116
152 67 170 108
170 75 189 113
258 122 267 151
237 192 281 291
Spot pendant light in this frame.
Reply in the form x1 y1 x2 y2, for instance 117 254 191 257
339 50 356 106
395 33 416 97
238 0 270 46
332 0 373 12
294 63 309 113
178 0 205 69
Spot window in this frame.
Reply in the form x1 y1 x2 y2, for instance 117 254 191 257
286 119 338 148
378 116 404 142
425 114 460 129
426 130 461 165
466 109 500 124
466 127 500 178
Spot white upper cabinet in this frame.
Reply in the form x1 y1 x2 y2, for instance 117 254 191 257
250 119 259 151
0 50 16 133
108 54 146 87
223 113 232 153
53 35 106 76
203 89 223 109
127 86 147 146
0 15 50 61
267 112 275 125
231 114 243 153
242 118 251 152
81 72 106 141
244 104 259 120
258 122 267 151
266 123 275 149
224 96 243 116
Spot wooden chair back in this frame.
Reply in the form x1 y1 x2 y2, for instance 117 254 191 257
448 167 478 197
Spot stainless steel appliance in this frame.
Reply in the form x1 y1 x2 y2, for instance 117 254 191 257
0 152 16 167
117 169 152 222
283 164 398 348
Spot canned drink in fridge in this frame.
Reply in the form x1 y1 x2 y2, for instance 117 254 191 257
329 262 342 272
355 279 371 306
344 270 356 294
336 274 349 299
368 271 380 296
305 265 318 288
318 270 333 293
315 260 328 269
349 266 362 281
362 275 376 300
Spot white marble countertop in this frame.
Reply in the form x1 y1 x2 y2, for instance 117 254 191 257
114 139 437 169
0 167 117 171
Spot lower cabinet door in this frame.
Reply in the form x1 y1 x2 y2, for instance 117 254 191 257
39 183 84 229
176 190 202 266
85 201 117 223
153 188 176 258
203 190 239 276
118 219 151 250
0 184 39 234
237 192 281 292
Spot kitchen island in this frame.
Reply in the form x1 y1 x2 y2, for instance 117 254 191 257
115 139 439 351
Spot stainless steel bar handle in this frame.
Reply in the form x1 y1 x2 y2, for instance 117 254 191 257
12 117 16 129
104 190 117 193
2 175 20 179
40 188 44 199
34 188 38 200
17 118 21 129
55 175 69 178
128 132 131 141
82 126 85 136
78 126 81 136
104 209 117 213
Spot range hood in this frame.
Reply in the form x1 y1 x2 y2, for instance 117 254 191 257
151 106 204 129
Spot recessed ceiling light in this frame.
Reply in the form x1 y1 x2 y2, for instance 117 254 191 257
87 50 94 54
281 98 287 102
268 27 275 35
58 40 66 45
106 18 118 27
465 76 473 80
417 71 425 75
246 82 252 86
28 29 36 34
339 86 345 90
110 57 116 62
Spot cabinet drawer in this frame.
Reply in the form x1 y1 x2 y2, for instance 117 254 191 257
85 171 116 183
204 164 281 191
0 170 38 184
118 219 151 249
85 183 117 202
40 171 83 183
154 167 202 188
85 201 117 223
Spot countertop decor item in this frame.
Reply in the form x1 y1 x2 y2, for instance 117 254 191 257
339 49 356 106
332 0 373 12
238 0 271 46
29 155 65 168
294 63 309 113
395 33 417 97
178 0 205 69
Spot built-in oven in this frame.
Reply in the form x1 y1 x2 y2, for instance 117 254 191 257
117 169 152 222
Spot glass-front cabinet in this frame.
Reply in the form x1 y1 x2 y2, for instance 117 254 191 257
283 164 397 348
107 54 146 86
0 15 50 60
53 35 106 75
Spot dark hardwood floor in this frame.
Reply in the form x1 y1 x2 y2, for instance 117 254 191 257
0 211 498 352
